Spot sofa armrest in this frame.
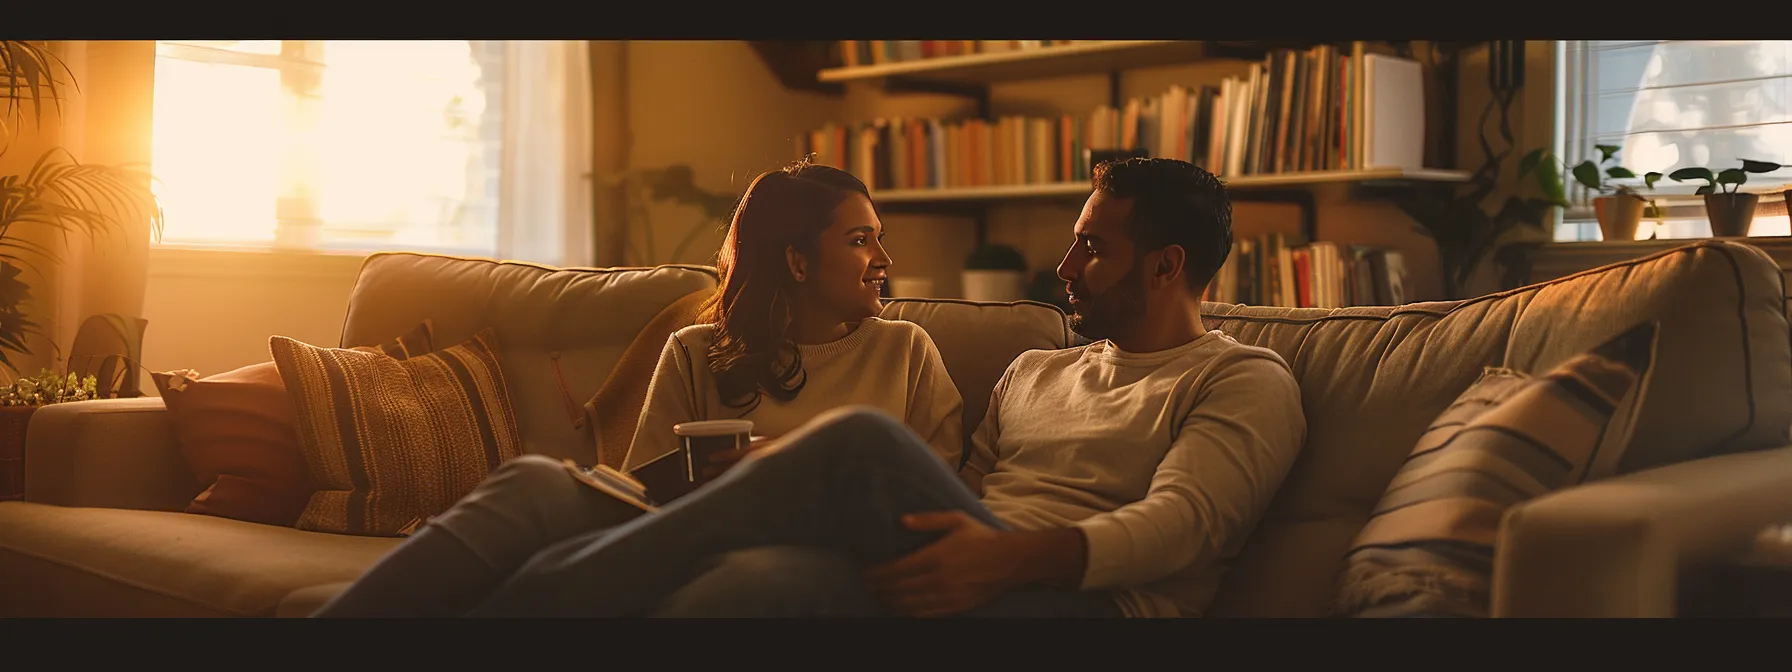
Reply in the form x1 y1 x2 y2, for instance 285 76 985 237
23 398 199 512
1492 446 1792 617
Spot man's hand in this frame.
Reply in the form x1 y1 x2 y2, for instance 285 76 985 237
865 514 1091 617
862 512 1023 617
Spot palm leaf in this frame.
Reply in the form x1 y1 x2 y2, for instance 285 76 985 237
0 40 77 133
0 148 162 373
0 148 164 248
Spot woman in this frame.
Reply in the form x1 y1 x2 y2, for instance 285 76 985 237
315 158 965 617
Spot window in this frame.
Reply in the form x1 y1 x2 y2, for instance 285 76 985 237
150 40 505 255
1556 40 1792 241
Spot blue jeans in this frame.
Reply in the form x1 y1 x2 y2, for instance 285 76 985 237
466 406 1122 618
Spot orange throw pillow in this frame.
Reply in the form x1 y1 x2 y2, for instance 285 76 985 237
152 321 435 527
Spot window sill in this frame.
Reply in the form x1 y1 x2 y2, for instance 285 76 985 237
147 245 371 281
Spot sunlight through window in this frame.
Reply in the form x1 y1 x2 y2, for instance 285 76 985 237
150 40 504 255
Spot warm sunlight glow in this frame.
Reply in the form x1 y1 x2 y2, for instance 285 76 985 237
150 58 283 244
315 41 497 252
150 41 503 254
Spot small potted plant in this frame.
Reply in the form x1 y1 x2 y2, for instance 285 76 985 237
0 370 100 500
1519 145 1661 242
1670 159 1780 237
961 243 1029 302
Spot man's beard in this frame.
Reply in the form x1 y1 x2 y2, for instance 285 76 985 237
1067 261 1148 342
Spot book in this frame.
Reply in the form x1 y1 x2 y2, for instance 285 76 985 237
562 458 660 513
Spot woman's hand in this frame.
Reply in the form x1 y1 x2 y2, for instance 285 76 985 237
698 436 780 482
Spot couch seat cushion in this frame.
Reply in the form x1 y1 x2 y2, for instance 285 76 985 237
0 501 396 617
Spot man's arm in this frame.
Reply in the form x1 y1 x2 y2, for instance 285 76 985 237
1071 353 1307 590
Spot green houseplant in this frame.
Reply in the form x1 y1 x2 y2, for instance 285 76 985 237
1519 144 1662 242
1668 159 1778 237
2 41 163 375
609 164 738 266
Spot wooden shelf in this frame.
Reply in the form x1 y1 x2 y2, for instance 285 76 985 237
819 41 1224 87
869 168 1472 204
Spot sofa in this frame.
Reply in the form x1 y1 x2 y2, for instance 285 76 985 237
2 239 1789 617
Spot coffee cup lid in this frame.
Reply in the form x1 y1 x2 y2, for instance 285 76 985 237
674 419 755 437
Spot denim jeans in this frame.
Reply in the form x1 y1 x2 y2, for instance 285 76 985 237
467 405 1122 618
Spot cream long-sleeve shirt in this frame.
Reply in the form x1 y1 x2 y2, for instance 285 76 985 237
620 317 965 473
964 329 1306 617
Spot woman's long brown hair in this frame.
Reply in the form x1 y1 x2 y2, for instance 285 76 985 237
703 158 872 410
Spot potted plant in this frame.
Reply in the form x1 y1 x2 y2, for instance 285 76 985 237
0 368 98 500
1 41 163 375
961 243 1028 302
1519 145 1662 242
1669 159 1780 237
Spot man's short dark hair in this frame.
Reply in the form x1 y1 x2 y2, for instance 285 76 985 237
1090 158 1232 292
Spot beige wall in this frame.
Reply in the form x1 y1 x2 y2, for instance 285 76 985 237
139 248 362 387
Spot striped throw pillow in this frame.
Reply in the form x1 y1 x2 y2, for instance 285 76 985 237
1337 320 1659 618
269 328 523 537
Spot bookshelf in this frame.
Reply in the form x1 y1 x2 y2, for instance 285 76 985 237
804 40 1478 307
821 41 1265 88
868 169 1471 243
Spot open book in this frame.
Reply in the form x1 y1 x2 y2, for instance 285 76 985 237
562 459 659 513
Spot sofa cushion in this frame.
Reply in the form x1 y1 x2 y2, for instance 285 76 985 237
1204 240 1792 618
0 501 398 617
148 321 438 528
272 328 522 537
878 298 1073 438
1337 321 1659 618
337 253 719 464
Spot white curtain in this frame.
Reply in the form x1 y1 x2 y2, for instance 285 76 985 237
497 40 594 268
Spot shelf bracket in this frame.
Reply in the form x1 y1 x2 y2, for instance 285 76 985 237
884 77 991 118
1232 189 1318 243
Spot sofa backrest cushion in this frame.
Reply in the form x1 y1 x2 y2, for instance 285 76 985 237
1201 240 1791 617
338 253 718 463
878 298 1074 439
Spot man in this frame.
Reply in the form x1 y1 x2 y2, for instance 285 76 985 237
457 157 1307 618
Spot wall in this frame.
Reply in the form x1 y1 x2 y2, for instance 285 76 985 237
138 247 363 386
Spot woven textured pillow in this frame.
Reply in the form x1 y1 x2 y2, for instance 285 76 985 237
1337 320 1659 618
269 328 522 537
150 320 436 527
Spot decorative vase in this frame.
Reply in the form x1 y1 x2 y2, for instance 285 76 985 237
1593 195 1647 242
1704 192 1760 238
961 270 1028 302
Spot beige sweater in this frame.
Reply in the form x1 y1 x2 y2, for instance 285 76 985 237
621 317 965 473
964 330 1306 618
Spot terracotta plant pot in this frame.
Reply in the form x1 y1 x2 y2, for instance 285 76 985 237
0 405 38 501
1593 194 1647 242
1705 192 1760 238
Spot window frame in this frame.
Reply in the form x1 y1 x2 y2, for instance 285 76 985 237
1554 40 1792 238
150 40 504 256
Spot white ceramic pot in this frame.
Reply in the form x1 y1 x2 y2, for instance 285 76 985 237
961 270 1027 302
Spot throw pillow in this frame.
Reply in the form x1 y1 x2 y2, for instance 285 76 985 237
151 321 435 527
269 328 523 537
1336 320 1659 618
